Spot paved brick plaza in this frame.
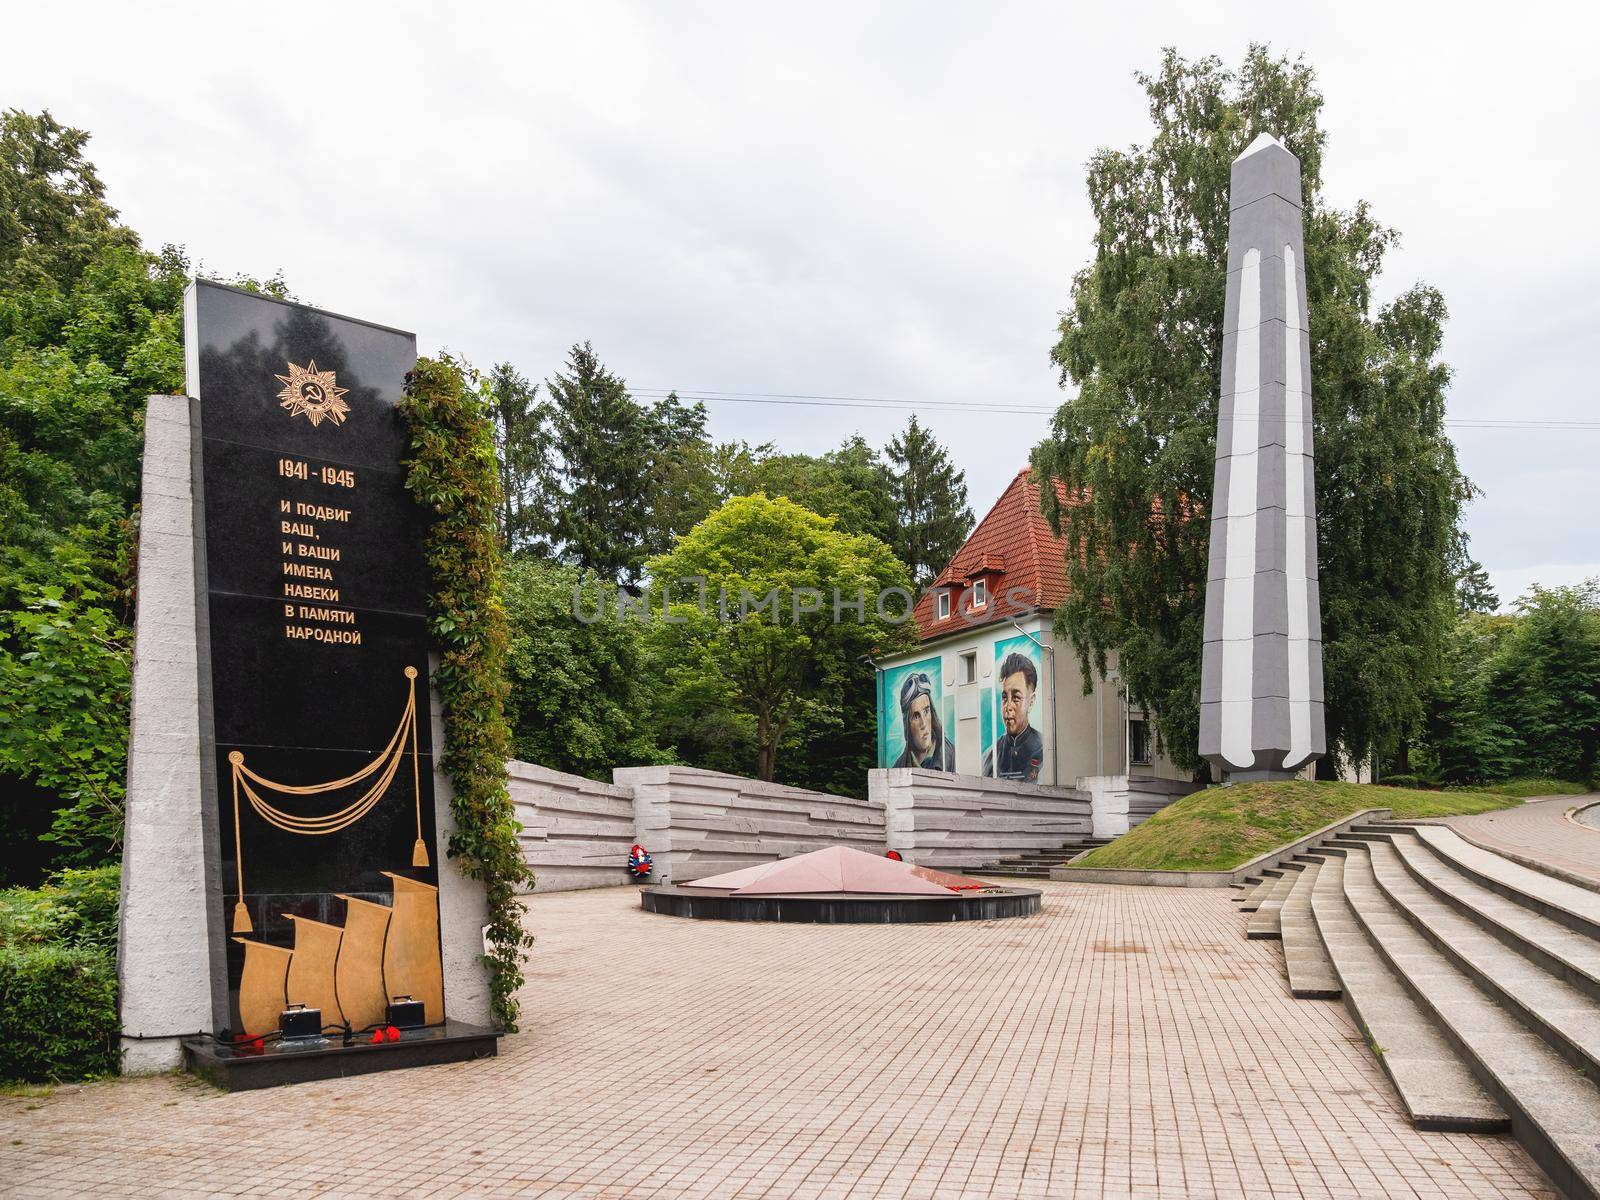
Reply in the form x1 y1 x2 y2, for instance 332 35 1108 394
1 883 1553 1199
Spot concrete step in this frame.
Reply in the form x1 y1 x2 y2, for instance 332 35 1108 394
1279 857 1339 999
1362 830 1600 1006
1407 825 1600 942
1338 841 1600 1199
1246 865 1304 939
1357 836 1600 1086
1239 868 1287 913
1307 849 1506 1132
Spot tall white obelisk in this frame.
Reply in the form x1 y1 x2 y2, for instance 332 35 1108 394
1198 133 1326 781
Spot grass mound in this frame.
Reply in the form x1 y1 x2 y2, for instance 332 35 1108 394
1066 781 1527 874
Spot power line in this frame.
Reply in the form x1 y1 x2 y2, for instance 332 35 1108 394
625 387 1600 431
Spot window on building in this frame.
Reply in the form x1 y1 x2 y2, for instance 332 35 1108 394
1128 716 1151 766
971 578 987 609
937 591 950 620
960 651 976 684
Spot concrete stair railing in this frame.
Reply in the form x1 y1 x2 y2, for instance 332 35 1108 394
1246 820 1600 1200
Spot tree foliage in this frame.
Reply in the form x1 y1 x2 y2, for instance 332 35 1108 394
1456 555 1500 615
1418 583 1600 784
484 361 548 556
885 414 973 584
502 557 672 778
645 494 916 784
544 342 659 584
1032 47 1467 775
0 110 193 868
400 355 535 1031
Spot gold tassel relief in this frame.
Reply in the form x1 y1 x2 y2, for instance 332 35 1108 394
228 667 443 1037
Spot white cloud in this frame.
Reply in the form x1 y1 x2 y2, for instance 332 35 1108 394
7 0 1597 585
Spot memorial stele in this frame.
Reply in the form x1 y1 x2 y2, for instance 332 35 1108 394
117 282 496 1082
1198 133 1327 781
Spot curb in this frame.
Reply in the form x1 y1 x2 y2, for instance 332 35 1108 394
1049 808 1392 888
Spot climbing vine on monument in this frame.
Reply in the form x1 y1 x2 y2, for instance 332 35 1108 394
400 354 535 1030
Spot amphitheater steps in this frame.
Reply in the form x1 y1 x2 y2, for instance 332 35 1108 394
1237 868 1288 913
1339 837 1600 1200
1305 849 1506 1132
1245 864 1303 939
1276 856 1339 999
1247 815 1600 1199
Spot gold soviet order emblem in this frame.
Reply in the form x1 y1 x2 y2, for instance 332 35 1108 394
275 360 351 427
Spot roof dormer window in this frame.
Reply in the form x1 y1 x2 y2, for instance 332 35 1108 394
971 578 987 610
937 591 951 620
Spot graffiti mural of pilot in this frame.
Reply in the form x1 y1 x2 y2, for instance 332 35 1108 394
893 670 956 771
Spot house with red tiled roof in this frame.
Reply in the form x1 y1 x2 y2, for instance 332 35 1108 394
874 468 1190 789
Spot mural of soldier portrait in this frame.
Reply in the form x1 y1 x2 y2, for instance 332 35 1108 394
894 670 956 771
983 644 1044 782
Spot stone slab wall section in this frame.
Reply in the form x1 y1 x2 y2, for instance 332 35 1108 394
507 760 638 892
614 765 885 884
1128 776 1200 823
1079 774 1201 839
869 769 1091 872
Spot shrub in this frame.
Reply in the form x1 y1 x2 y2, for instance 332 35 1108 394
0 943 118 1082
0 865 119 952
46 865 119 952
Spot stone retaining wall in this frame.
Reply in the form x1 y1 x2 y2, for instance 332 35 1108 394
1080 774 1201 839
869 768 1091 871
613 765 885 884
506 760 639 892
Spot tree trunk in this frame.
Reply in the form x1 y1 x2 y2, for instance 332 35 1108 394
755 708 775 781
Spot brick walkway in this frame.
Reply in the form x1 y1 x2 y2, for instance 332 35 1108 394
0 883 1552 1199
1438 793 1600 887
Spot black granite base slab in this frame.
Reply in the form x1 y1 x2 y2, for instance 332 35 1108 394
182 1020 498 1091
640 885 1040 923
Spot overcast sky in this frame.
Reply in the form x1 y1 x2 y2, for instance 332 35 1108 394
10 1 1597 608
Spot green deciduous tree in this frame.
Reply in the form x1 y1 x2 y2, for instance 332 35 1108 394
0 109 136 295
707 437 896 545
1032 47 1467 776
1418 612 1520 784
502 557 671 778
645 493 916 783
886 414 972 584
1487 583 1600 783
0 109 284 870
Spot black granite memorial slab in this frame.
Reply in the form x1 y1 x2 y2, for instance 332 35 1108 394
182 1020 498 1092
187 281 455 1054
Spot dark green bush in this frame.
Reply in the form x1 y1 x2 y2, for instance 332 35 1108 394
0 943 118 1082
1378 774 1429 790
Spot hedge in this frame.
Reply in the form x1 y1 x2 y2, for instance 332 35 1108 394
0 943 118 1082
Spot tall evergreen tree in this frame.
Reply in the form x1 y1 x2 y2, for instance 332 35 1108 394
642 390 716 556
1031 47 1468 776
885 415 972 584
484 362 548 556
545 342 656 584
1457 557 1500 615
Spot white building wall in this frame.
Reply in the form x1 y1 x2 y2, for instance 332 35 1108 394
876 617 1188 788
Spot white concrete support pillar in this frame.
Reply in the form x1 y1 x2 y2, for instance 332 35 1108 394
118 396 220 1072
